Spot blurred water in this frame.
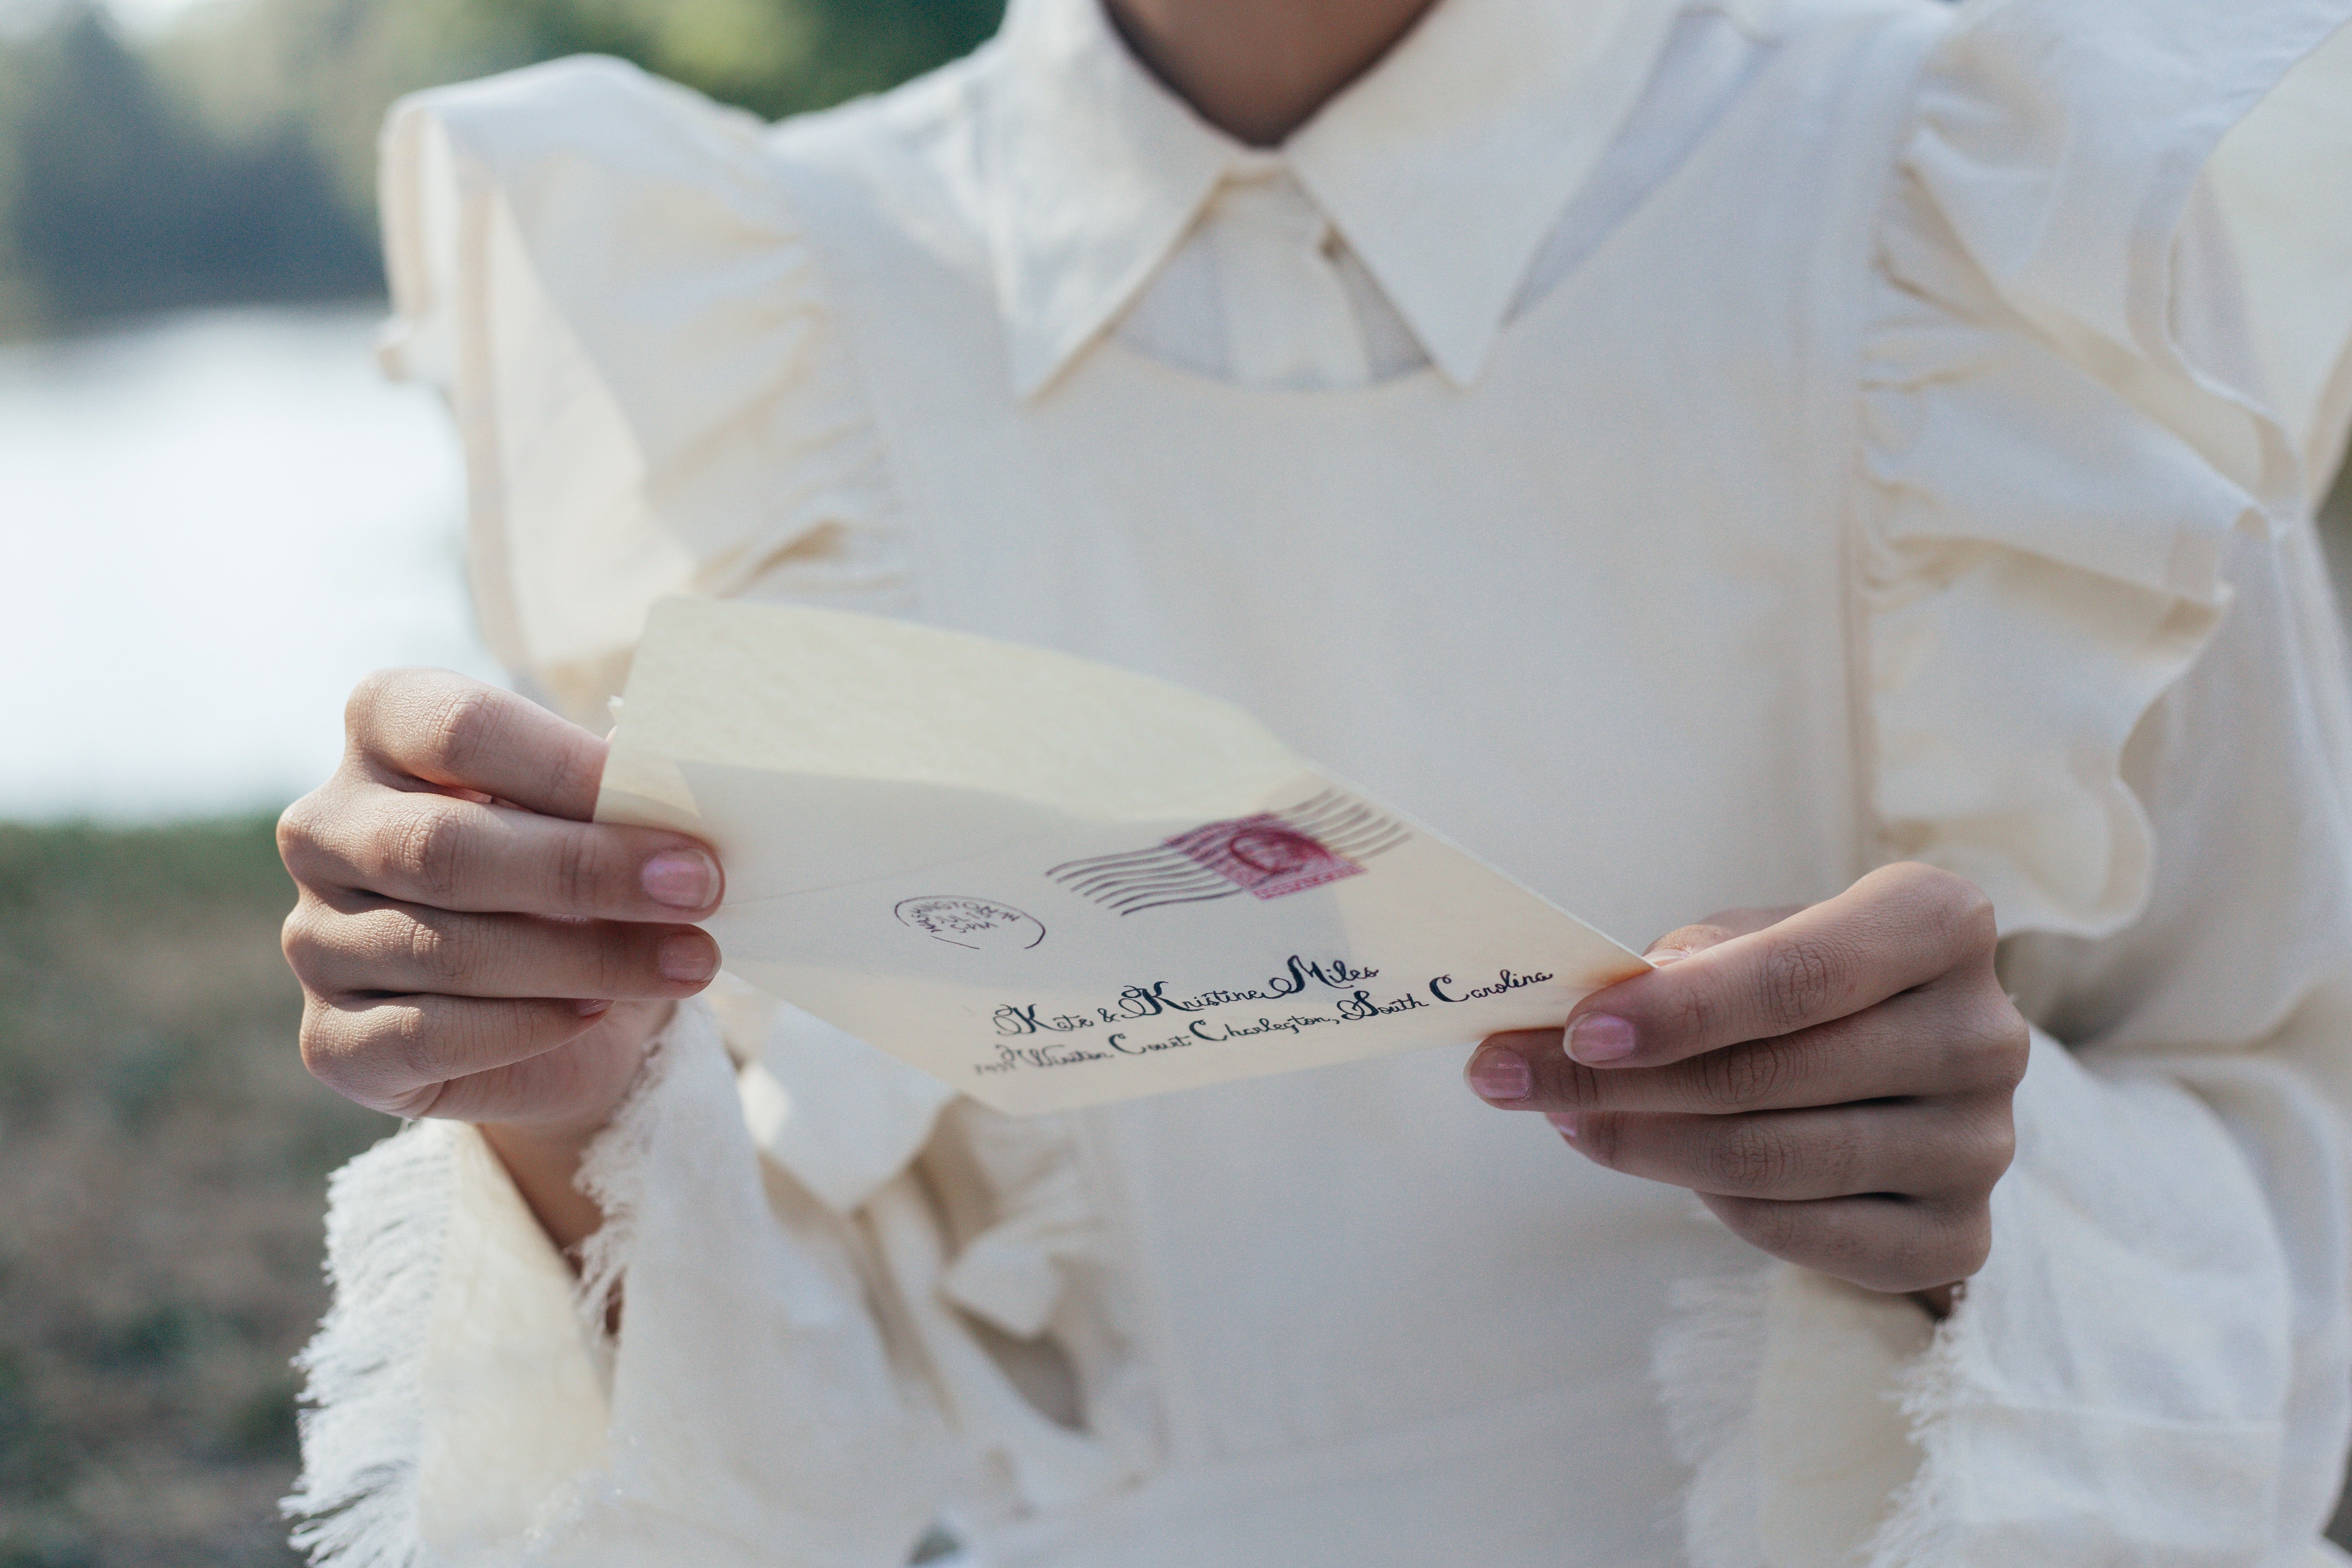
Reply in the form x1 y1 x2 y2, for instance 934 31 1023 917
0 303 500 822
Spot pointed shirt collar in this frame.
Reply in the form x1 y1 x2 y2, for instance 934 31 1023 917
984 0 1689 397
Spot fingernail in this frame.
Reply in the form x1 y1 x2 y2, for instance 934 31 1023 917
1566 1013 1637 1064
575 997 614 1017
657 931 719 984
1467 1048 1532 1102
1545 1112 1580 1141
1647 947 1689 966
642 848 719 909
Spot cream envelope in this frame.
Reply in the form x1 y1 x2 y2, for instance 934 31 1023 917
596 599 1650 1115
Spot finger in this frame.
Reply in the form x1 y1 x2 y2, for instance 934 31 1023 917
413 1005 663 1125
1557 1096 2015 1202
1644 905 1805 962
284 898 720 1002
347 668 608 821
1697 1191 1992 1296
286 788 722 920
1466 982 2027 1114
1562 863 1995 1069
298 992 611 1116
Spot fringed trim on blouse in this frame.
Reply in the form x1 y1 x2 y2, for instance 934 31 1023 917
283 1122 457 1568
1654 1269 1773 1568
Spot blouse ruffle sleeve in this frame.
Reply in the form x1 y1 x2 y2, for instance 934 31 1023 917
377 56 911 725
286 1003 949 1567
297 60 1147 1563
1657 4 2352 1565
1858 0 2352 941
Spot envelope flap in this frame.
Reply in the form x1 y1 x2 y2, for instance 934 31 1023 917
610 600 1301 822
593 600 1649 1116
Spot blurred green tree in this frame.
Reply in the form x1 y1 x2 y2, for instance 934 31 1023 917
0 0 1004 337
0 5 378 331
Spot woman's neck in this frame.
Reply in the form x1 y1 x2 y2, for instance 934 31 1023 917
1104 0 1446 146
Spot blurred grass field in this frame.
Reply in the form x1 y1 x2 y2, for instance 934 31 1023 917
0 817 391 1568
2 473 2349 1566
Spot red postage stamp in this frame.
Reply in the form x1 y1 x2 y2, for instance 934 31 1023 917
1163 813 1364 900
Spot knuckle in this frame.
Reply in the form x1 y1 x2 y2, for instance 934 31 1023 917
381 1079 450 1120
1703 1119 1794 1194
1987 1010 2031 1089
1661 984 1724 1052
297 1004 379 1097
280 899 330 981
276 791 341 885
296 1005 342 1087
1864 1203 1987 1294
1952 991 2031 1090
552 828 611 910
1901 863 1997 950
1757 934 1842 1028
1894 1205 1991 1292
544 743 603 821
1549 1054 1609 1110
1854 1245 1930 1294
1824 1208 1925 1287
1920 995 2023 1095
1948 1208 1994 1279
1920 1025 1974 1093
276 794 320 861
402 913 467 989
1720 1194 1804 1257
390 800 468 903
1578 1111 1626 1170
379 1000 446 1087
299 997 456 1116
428 683 507 781
344 670 396 742
1694 1041 1789 1111
1959 1106 2017 1189
1943 877 1998 947
1894 1094 2013 1201
568 922 635 999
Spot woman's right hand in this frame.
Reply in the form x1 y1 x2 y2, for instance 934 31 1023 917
278 669 725 1243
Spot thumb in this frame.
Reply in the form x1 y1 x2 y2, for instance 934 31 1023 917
1642 903 1808 966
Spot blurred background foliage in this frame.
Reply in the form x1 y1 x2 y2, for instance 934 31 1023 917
0 0 1005 337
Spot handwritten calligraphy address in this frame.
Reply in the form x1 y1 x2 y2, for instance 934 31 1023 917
977 953 1557 1077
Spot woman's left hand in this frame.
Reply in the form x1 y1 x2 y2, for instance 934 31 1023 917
1464 862 2028 1306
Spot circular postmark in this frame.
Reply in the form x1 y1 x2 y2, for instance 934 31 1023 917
894 896 1047 952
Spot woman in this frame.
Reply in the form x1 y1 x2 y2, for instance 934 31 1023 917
274 0 2352 1561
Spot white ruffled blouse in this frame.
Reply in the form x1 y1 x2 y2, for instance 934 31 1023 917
291 0 2352 1564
